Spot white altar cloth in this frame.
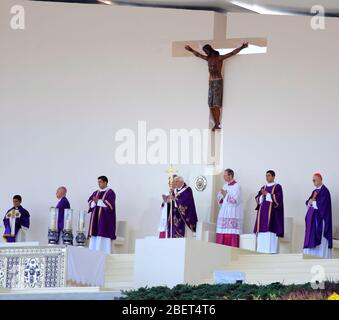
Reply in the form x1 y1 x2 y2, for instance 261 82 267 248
67 246 106 287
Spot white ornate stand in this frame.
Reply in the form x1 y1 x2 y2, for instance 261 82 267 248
0 245 67 289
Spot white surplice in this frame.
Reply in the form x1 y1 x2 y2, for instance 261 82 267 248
257 232 279 254
303 233 332 258
159 204 168 233
89 236 113 255
216 181 243 235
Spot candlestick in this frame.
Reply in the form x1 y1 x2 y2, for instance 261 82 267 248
64 209 73 231
48 207 59 245
49 207 58 231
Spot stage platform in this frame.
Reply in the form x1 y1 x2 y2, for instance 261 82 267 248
1 239 339 299
104 238 339 290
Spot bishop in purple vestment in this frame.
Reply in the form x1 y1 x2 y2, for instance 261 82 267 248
3 195 30 243
253 170 284 253
88 176 116 254
167 176 198 238
55 186 71 242
303 173 332 258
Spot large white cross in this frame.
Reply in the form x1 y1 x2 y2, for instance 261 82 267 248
172 12 267 57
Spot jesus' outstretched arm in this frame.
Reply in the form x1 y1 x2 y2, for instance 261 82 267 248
220 42 248 60
184 45 208 60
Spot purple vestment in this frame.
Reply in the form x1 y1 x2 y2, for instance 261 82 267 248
88 189 116 240
303 185 332 249
253 184 284 237
3 206 30 243
167 184 198 238
56 197 71 232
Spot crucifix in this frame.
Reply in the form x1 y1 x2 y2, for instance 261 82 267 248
172 13 267 131
172 13 267 223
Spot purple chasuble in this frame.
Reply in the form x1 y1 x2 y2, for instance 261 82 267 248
167 184 198 238
303 185 332 249
88 189 116 240
56 197 71 232
253 184 284 237
3 206 30 243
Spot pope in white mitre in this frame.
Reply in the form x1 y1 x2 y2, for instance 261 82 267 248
216 169 243 247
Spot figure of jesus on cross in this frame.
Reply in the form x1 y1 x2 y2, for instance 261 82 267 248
185 42 248 131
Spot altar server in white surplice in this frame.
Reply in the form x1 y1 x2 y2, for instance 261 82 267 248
159 176 177 238
216 169 243 248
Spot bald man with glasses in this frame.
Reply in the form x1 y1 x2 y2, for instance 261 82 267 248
56 186 71 243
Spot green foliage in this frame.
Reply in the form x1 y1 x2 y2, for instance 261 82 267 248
121 281 338 300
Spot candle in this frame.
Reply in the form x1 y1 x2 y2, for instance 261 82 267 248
49 207 57 231
78 211 85 232
50 220 56 231
64 209 73 231
78 211 84 232
66 219 72 231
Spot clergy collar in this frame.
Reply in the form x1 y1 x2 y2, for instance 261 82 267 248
99 187 109 192
176 183 187 192
316 184 323 190
228 180 237 186
266 182 276 187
